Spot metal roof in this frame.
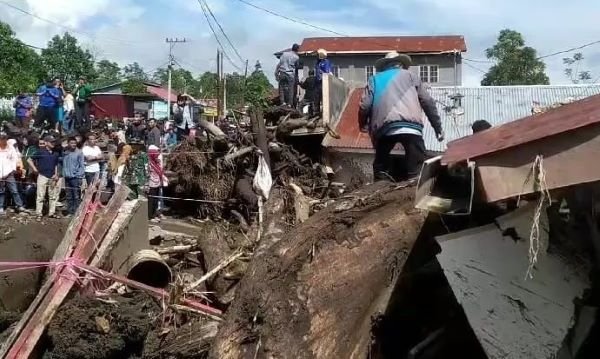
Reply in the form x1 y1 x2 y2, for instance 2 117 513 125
323 84 600 153
442 92 600 164
299 36 466 54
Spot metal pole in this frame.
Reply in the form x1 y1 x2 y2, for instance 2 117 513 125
165 37 187 121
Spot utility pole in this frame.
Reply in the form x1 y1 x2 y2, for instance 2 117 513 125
165 37 187 121
217 49 221 119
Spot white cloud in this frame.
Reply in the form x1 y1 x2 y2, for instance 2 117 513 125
2 0 599 86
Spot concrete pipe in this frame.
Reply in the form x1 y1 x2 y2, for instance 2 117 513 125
126 250 172 288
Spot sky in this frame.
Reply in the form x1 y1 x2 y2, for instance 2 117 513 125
1 0 599 86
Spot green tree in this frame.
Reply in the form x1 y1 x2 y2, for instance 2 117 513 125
481 29 549 86
41 32 96 88
563 53 592 84
122 79 148 94
152 67 200 96
94 60 122 87
244 62 273 106
122 62 148 81
0 21 45 95
197 71 219 98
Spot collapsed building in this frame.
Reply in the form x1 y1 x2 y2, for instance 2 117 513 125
1 76 600 358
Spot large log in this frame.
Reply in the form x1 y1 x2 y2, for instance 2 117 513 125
210 182 427 359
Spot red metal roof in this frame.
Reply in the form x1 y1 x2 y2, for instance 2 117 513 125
299 36 466 54
324 88 372 149
442 93 600 165
146 85 179 102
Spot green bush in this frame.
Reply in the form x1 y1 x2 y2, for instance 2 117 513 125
0 108 13 125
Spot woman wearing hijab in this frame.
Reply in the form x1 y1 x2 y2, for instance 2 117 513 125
146 145 168 222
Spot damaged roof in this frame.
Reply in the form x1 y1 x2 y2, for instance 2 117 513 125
323 84 600 153
442 92 600 164
299 36 467 54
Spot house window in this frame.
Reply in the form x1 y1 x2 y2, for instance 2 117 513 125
332 66 340 77
420 65 439 83
365 66 375 80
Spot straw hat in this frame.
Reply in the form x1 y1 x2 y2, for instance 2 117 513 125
375 51 412 70
317 48 328 59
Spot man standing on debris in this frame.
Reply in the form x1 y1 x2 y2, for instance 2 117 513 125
314 49 332 116
28 136 60 219
172 94 199 141
13 90 33 129
0 134 27 215
82 134 103 187
74 76 93 133
276 44 301 107
35 80 61 131
62 137 85 216
359 52 444 181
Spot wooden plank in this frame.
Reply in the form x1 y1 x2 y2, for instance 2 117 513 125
442 93 600 165
250 107 270 169
475 123 600 202
5 184 123 358
0 186 96 358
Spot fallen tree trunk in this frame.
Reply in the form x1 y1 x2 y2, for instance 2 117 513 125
210 182 427 359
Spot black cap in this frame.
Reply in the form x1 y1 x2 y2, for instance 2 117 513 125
292 43 300 52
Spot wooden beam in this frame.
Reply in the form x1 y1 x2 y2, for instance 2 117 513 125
5 185 128 358
0 185 96 358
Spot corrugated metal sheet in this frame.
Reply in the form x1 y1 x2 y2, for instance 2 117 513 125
443 92 600 164
146 85 178 102
299 36 466 54
324 85 600 153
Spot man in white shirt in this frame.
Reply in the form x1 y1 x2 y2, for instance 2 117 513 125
63 89 75 133
0 134 26 214
82 134 103 187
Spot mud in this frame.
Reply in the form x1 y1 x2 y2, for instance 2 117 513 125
0 217 69 312
44 292 160 359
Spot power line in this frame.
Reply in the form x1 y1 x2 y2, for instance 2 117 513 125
0 36 43 50
463 57 494 64
537 39 600 60
463 61 488 74
198 0 243 72
234 0 466 55
199 0 245 64
0 0 151 47
234 0 346 37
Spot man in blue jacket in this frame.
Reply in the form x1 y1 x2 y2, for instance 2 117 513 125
359 52 444 181
35 80 61 131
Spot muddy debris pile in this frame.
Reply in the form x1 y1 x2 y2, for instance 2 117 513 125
165 106 342 221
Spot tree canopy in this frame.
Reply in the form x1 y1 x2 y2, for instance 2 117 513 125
95 60 122 88
42 33 96 88
0 22 45 95
0 20 274 107
481 29 550 86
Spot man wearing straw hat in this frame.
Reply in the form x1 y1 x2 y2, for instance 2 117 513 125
359 52 444 181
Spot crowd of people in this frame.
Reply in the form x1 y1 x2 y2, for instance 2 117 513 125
1 86 208 223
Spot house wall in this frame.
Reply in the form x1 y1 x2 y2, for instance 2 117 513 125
91 94 134 119
301 53 461 88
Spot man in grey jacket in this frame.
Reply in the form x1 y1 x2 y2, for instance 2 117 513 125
62 137 85 216
359 52 444 181
276 44 300 106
